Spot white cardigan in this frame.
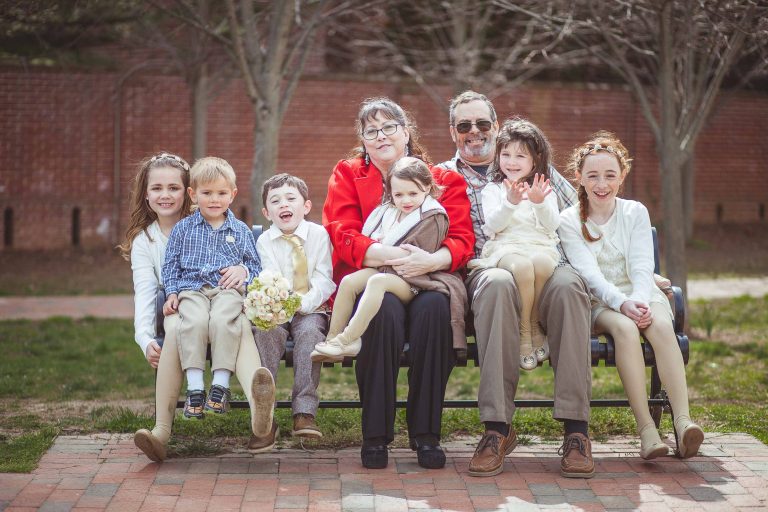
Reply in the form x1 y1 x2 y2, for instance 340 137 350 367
559 198 655 311
130 221 168 357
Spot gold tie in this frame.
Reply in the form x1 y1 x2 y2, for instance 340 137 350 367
282 234 309 295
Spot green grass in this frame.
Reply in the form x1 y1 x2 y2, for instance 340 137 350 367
0 296 766 471
0 426 58 473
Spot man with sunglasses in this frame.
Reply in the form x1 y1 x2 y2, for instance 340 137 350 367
436 91 594 479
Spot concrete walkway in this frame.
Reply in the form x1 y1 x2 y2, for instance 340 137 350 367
1 433 766 511
1 277 767 321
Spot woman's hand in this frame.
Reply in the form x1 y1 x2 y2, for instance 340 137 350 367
524 175 552 204
163 293 179 316
385 245 451 278
145 341 162 369
219 265 247 290
504 179 526 205
620 299 653 329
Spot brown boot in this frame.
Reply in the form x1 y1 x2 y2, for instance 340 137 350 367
248 421 278 453
468 428 518 477
559 433 595 478
292 413 322 439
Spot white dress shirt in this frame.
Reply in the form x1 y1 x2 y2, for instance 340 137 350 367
256 219 336 314
130 221 167 357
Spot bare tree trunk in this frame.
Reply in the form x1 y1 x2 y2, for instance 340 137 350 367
682 152 695 241
191 61 208 160
659 2 687 297
250 106 280 227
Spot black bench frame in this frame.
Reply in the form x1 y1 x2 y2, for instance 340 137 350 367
158 226 687 428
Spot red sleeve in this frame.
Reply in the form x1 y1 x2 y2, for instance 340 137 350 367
433 167 475 272
322 159 377 274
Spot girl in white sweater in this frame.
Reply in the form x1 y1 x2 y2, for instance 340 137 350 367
558 132 703 459
470 118 561 370
119 153 275 461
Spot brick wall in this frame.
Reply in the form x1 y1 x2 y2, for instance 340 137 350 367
1 70 766 250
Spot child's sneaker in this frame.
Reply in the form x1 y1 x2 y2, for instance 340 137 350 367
183 389 206 420
204 384 231 414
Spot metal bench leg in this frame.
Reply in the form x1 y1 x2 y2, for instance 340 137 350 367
649 366 663 428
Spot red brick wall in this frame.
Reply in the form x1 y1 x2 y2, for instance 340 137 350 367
1 70 766 250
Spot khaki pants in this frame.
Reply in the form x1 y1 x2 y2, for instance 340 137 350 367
152 314 266 441
177 286 244 372
466 265 592 423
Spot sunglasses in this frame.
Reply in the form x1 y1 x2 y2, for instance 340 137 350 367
455 120 493 134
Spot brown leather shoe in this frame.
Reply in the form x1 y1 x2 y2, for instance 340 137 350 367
292 413 322 439
559 433 595 478
248 421 278 453
468 428 518 477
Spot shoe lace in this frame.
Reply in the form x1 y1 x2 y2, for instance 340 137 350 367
475 432 501 455
558 434 586 457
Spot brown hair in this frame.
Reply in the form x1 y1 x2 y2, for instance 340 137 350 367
349 97 431 164
488 117 552 185
118 152 193 260
261 173 310 206
384 157 442 204
566 131 633 242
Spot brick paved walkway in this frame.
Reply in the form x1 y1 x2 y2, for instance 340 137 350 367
1 433 766 511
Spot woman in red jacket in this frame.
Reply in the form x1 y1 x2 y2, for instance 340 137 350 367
322 97 474 470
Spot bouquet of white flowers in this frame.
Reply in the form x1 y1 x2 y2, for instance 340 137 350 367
244 270 303 331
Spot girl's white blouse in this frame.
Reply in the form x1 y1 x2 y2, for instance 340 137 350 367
558 198 656 312
130 221 168 356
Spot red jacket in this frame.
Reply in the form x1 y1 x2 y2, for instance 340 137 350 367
322 157 475 286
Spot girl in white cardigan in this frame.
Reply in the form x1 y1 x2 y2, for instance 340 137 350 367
558 133 703 460
119 153 275 461
469 118 561 370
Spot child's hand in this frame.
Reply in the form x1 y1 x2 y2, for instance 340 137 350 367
525 174 552 204
219 265 247 290
163 294 179 316
620 300 652 328
503 179 526 205
145 341 162 369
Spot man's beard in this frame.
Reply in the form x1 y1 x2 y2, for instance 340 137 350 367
461 137 494 160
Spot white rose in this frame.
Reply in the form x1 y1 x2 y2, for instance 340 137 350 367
259 270 276 283
271 302 282 312
277 277 291 290
277 309 287 321
244 306 259 322
278 289 289 300
265 286 278 298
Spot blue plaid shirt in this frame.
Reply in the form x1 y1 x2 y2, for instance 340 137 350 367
436 151 578 262
162 209 261 296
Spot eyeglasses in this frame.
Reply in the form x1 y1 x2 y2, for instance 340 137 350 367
455 120 493 134
362 123 400 140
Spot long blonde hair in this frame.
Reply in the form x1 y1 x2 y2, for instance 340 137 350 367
566 131 632 242
118 153 193 260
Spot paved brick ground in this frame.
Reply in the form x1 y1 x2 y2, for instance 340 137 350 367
1 433 766 511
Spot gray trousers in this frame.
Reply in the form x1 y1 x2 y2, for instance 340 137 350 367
253 312 327 416
466 264 592 424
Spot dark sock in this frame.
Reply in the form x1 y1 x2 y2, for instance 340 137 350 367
484 421 510 437
564 420 589 437
362 436 387 448
413 434 439 447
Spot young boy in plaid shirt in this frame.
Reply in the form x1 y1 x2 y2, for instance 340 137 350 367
162 157 261 419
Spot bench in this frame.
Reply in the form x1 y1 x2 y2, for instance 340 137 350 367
157 226 688 428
